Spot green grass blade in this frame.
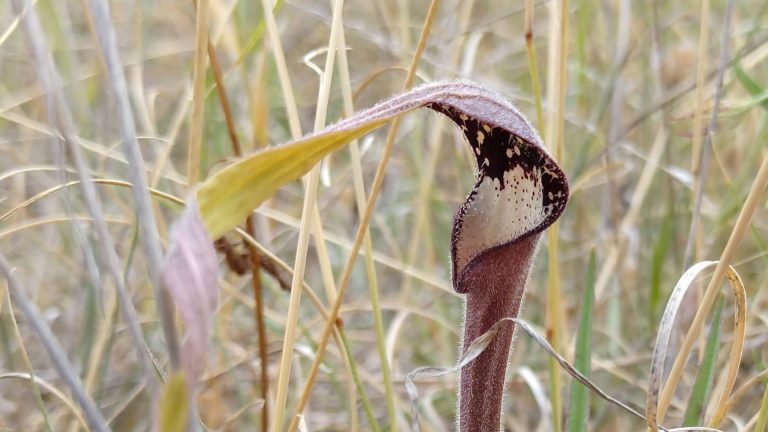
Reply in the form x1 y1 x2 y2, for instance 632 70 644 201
734 60 768 113
566 249 596 432
650 205 675 323
682 294 724 426
755 377 768 432
339 328 381 432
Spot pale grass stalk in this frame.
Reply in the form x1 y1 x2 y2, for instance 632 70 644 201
235 229 364 430
524 0 544 131
12 0 156 390
544 0 558 148
336 16 398 431
187 0 209 186
0 253 109 432
65 279 119 432
337 330 360 432
285 2 440 430
544 1 569 430
686 0 711 270
259 0 308 426
84 0 181 370
267 0 345 429
3 285 54 432
655 152 768 424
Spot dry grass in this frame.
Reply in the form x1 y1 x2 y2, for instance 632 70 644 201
2 0 768 431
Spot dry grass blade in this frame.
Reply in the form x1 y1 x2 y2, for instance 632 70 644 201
544 1 570 428
707 269 746 427
0 372 86 430
646 261 746 431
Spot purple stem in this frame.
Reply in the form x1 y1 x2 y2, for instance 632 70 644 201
457 234 540 432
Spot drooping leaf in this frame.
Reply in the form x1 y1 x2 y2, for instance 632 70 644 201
196 81 567 239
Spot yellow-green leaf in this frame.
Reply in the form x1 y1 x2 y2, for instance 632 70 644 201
159 372 189 432
198 119 387 238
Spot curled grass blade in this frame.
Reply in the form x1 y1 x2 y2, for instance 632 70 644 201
645 262 747 431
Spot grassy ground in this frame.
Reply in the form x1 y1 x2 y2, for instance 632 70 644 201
2 0 768 431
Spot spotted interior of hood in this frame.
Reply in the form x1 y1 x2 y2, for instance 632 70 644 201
427 103 568 292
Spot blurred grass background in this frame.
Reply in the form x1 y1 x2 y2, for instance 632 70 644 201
2 0 768 431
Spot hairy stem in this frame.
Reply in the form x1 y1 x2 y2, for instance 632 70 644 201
458 235 539 432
